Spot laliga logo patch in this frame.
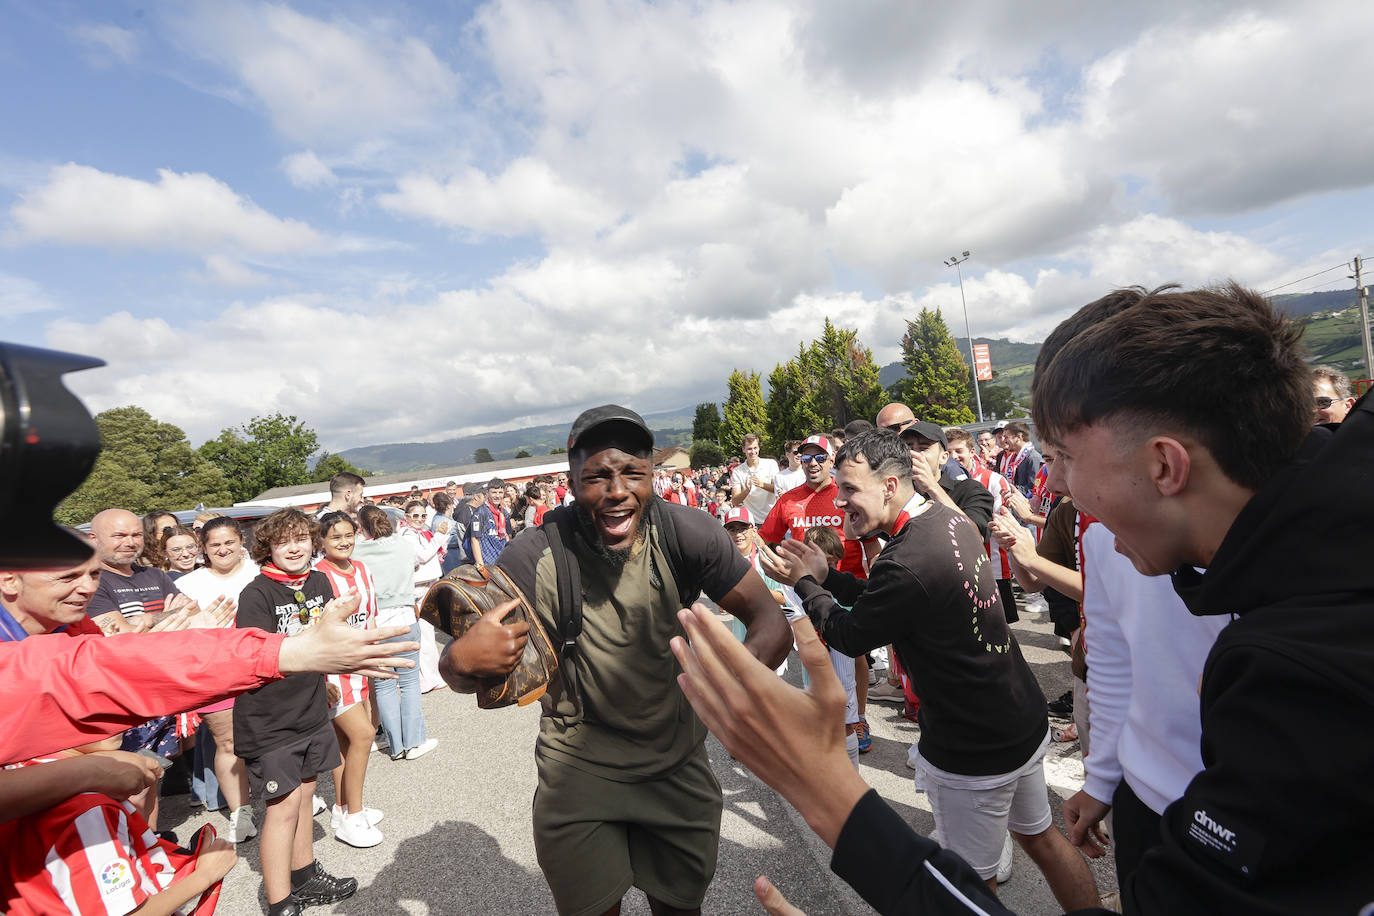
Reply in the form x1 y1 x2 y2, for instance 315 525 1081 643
99 860 134 894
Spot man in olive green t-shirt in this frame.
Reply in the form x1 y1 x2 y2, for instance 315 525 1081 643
442 405 790 916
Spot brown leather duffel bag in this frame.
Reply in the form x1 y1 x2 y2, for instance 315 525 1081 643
418 564 559 709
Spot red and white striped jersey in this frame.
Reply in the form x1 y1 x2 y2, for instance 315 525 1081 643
0 788 219 915
968 465 1015 579
314 558 379 713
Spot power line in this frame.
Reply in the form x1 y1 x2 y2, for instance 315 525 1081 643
1286 278 1356 299
1260 262 1349 296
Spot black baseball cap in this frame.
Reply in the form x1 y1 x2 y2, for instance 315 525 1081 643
567 404 654 454
899 420 947 448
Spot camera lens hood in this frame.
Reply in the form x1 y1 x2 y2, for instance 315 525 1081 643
0 342 105 569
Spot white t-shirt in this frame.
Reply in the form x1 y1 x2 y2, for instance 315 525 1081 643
730 458 780 523
774 466 805 496
175 560 261 614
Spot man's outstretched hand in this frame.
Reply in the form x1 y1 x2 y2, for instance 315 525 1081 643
670 603 868 848
277 590 418 678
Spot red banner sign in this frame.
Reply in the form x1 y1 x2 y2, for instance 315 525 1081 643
972 344 993 381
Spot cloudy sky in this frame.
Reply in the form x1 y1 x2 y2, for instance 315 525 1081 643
3 1 1372 450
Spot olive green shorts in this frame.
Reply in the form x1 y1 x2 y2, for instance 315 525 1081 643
533 750 722 916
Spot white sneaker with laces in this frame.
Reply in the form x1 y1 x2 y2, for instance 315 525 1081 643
227 805 257 844
335 811 383 848
404 738 439 760
331 805 385 830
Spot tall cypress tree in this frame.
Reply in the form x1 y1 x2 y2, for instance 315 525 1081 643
718 369 768 457
765 351 824 455
803 319 887 429
896 308 976 425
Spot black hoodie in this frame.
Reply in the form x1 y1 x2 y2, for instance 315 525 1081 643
1124 393 1374 914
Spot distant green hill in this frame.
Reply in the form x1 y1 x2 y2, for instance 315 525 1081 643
337 406 697 474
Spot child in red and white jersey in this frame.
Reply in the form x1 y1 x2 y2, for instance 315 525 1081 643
1 735 236 916
314 511 384 850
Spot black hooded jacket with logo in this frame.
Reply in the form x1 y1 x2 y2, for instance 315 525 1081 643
1125 393 1374 914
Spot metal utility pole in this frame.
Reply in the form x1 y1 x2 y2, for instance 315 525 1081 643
1354 255 1373 385
944 251 983 423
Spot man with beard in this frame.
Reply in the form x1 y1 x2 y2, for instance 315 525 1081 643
440 405 791 916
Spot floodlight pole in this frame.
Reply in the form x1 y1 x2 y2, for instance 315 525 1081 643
944 251 983 423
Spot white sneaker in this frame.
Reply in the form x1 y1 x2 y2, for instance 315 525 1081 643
868 682 905 703
1023 594 1049 616
312 795 326 816
331 805 385 831
404 738 438 760
227 805 257 844
334 811 383 848
996 833 1014 884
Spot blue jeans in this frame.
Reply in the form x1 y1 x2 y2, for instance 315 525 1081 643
373 620 427 754
191 722 227 810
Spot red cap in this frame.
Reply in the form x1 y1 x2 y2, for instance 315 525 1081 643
800 434 833 457
723 506 754 526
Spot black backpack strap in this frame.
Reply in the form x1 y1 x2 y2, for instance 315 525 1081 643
542 507 583 707
649 497 696 609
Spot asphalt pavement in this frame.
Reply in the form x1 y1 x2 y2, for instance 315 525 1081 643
166 609 1117 915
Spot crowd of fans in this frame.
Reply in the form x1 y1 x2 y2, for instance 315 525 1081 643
0 301 1366 916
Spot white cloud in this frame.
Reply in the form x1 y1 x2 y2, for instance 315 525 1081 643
173 4 459 146
198 255 272 287
1076 7 1374 214
378 158 618 241
0 272 59 318
69 23 138 65
7 163 326 255
280 151 337 189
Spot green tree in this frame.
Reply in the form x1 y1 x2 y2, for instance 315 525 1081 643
718 369 767 457
199 413 320 502
691 403 722 444
515 448 532 459
801 319 886 430
549 447 568 455
310 452 370 483
473 448 495 463
689 439 725 468
57 406 233 524
764 350 824 455
894 308 976 425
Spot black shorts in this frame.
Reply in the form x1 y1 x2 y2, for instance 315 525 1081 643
244 720 340 802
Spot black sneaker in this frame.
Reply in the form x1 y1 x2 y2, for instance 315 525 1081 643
292 862 357 906
1047 690 1074 718
267 896 304 916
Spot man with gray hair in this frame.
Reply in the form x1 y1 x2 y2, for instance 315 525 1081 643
1312 365 1356 425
